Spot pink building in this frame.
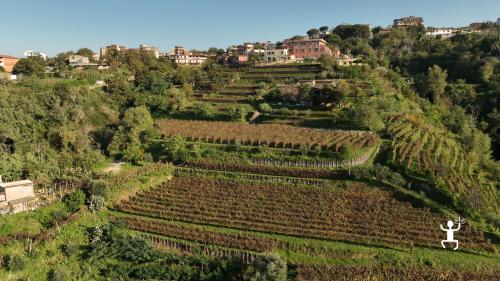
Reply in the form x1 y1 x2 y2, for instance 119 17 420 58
282 38 338 59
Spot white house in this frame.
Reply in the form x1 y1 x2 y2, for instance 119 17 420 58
24 50 47 60
425 28 456 38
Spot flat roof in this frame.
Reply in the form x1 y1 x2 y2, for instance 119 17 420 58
0 55 18 59
0 180 34 188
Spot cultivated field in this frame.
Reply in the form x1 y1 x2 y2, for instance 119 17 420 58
156 119 379 151
115 176 495 253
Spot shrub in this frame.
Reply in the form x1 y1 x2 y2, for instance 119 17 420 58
258 103 273 113
48 266 71 281
246 253 287 281
88 195 106 212
6 253 26 271
88 179 108 198
63 189 86 212
60 243 79 257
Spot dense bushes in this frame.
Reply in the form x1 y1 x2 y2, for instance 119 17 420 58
352 164 407 187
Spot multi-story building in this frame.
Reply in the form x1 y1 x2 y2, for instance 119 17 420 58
100 44 160 59
24 50 47 60
0 55 19 72
263 44 295 62
99 44 128 58
282 38 338 59
165 46 208 65
393 16 424 28
0 177 36 214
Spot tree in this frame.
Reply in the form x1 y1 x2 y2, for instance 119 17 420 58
109 106 156 159
0 66 5 72
340 102 385 132
12 57 46 77
333 24 371 40
426 65 448 103
192 102 214 119
324 34 342 45
445 79 476 106
307 28 320 37
228 105 247 123
76 47 95 61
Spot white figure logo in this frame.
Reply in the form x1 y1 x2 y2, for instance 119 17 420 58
440 218 463 250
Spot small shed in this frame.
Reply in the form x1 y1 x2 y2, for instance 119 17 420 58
0 177 36 214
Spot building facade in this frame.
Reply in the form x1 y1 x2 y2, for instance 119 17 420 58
100 45 128 58
263 45 295 62
0 177 36 214
166 46 208 65
24 50 47 60
0 55 19 73
282 38 336 59
425 28 456 38
68 55 90 65
139 44 160 58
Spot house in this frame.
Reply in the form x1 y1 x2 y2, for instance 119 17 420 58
24 50 47 60
237 43 254 55
0 55 19 73
282 38 338 59
263 45 295 63
139 44 160 58
393 16 424 28
68 55 90 65
218 54 248 65
425 28 457 38
165 46 208 65
67 55 98 69
0 176 36 214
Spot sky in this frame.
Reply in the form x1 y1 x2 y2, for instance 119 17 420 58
2 0 499 57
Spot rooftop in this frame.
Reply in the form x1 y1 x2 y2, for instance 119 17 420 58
0 55 18 59
0 179 34 188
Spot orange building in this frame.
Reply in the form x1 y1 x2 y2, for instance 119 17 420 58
0 55 19 73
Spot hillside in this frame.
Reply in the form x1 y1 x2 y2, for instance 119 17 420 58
1 25 500 280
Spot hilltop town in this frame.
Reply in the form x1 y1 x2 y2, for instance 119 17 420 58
0 15 500 281
2 16 499 79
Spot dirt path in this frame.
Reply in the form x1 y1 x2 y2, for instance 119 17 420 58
102 162 125 174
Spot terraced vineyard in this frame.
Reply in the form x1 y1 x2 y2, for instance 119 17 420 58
114 176 495 253
294 265 500 281
156 119 379 152
239 64 322 82
387 114 497 207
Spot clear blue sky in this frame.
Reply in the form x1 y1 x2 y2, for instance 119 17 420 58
2 0 499 57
